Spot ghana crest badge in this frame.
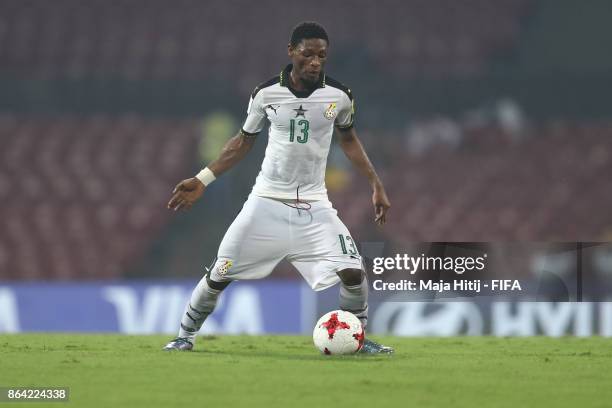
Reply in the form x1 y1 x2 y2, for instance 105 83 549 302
324 103 337 120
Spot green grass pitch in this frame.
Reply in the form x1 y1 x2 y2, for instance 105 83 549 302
1 335 611 408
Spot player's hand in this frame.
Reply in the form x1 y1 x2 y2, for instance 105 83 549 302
372 185 390 226
167 177 206 211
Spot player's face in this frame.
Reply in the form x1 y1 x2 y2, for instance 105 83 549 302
288 38 328 87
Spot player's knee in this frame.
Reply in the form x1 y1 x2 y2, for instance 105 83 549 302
337 268 364 286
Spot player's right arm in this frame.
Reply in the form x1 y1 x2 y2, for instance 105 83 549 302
167 87 267 211
167 132 257 211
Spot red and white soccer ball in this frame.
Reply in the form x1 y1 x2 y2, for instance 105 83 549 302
313 310 364 355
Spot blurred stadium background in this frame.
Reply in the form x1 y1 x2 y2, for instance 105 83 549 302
1 0 611 336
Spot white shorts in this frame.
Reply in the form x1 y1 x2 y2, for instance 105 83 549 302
208 195 363 291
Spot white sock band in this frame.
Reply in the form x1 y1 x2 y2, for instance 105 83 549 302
195 167 216 186
339 275 369 328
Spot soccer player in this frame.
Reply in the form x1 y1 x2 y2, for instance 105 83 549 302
164 22 392 353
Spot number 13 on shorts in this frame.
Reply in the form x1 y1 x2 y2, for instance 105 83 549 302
338 234 358 255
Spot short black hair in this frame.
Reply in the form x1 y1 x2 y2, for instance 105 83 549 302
290 21 329 47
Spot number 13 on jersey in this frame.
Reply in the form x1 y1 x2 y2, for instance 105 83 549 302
289 119 309 143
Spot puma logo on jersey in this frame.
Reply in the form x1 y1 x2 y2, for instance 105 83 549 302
324 103 337 120
266 104 280 115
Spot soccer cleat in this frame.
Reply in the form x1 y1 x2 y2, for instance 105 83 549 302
162 337 194 351
360 338 394 354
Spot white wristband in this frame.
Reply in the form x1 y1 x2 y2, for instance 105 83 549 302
195 167 216 186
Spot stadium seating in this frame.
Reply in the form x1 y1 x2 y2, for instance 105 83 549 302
0 0 530 85
3 0 609 281
1 115 609 280
0 115 198 279
331 121 612 243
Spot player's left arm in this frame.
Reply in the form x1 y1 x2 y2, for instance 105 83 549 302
336 126 390 225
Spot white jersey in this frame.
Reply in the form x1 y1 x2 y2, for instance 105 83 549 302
241 64 355 201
